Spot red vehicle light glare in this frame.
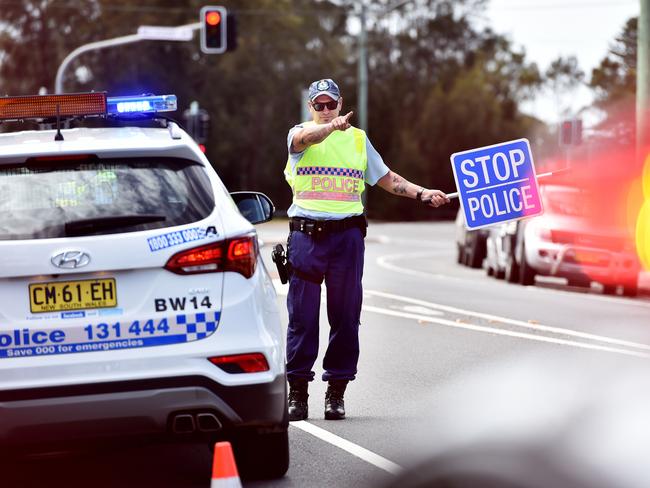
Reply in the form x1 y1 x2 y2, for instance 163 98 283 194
637 155 650 270
206 11 221 26
209 353 269 373
164 234 257 277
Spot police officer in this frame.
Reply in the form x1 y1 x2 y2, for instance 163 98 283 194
284 79 449 421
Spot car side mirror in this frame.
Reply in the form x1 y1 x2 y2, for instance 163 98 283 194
230 191 275 225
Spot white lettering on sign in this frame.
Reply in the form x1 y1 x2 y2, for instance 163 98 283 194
467 185 535 221
459 149 529 188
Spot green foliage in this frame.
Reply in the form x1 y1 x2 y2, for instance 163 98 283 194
0 0 543 220
590 16 637 107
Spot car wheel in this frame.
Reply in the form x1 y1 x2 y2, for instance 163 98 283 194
518 242 535 286
456 244 464 264
232 429 289 480
486 264 494 277
567 277 591 288
495 268 505 280
622 283 638 298
504 252 518 283
467 238 485 269
602 284 617 295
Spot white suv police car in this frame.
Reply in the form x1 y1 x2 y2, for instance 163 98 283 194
0 93 288 479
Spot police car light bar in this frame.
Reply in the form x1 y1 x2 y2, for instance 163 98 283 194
106 95 177 115
0 92 107 121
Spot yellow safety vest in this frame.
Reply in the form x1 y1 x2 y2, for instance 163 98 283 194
284 122 367 214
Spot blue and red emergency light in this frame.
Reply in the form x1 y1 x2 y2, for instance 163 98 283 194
0 93 177 121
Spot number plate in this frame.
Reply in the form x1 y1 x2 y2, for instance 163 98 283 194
29 278 117 313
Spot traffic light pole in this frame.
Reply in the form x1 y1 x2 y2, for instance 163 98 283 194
54 22 200 94
638 0 650 160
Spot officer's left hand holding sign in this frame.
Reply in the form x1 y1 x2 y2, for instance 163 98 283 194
283 78 450 423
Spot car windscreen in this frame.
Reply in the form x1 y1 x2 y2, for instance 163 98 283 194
0 157 215 240
542 186 582 217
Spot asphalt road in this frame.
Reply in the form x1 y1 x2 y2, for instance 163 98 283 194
8 221 650 487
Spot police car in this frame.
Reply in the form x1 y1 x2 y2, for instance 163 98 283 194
0 93 288 479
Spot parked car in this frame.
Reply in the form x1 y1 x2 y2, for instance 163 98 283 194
509 184 640 295
0 92 288 479
484 221 517 280
455 209 489 269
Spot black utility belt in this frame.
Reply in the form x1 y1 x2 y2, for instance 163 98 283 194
289 215 367 238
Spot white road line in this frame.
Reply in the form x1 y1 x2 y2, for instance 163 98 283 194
272 279 649 358
365 290 650 352
362 304 649 358
377 250 650 308
290 421 403 475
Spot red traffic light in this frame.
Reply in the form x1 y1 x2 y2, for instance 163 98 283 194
200 6 227 54
206 11 221 26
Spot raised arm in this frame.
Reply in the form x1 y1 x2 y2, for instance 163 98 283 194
291 112 354 153
377 170 450 208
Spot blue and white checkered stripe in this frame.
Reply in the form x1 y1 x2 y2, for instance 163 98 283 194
297 166 363 179
176 311 221 342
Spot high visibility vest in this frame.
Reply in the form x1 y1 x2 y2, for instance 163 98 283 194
285 122 367 214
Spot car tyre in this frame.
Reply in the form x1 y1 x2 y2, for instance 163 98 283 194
518 242 535 286
232 429 289 480
602 284 617 295
622 283 638 298
567 277 591 288
467 237 485 269
504 252 519 283
456 245 464 265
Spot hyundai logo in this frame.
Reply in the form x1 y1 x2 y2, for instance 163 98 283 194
51 251 91 269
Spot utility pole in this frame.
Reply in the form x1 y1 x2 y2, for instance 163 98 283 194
638 0 650 161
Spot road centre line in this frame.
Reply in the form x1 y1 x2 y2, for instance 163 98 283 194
376 250 650 309
290 420 403 475
365 290 650 353
362 304 649 358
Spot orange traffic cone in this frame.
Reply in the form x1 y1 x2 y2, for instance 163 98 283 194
211 441 242 488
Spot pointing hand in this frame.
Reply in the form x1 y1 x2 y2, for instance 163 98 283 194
331 111 353 132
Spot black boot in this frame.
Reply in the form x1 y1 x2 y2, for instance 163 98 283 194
288 378 309 421
324 380 348 420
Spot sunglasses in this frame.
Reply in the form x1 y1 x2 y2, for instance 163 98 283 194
311 100 339 112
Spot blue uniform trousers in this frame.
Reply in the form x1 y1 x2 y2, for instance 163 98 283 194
286 226 364 382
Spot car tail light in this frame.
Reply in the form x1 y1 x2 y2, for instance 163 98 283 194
209 353 269 373
164 234 257 278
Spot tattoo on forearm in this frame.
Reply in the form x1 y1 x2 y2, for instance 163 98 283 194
391 175 408 194
299 127 330 148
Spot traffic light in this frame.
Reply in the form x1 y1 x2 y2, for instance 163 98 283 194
559 119 583 146
560 120 573 145
200 6 227 54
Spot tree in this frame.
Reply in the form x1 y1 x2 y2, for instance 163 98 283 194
0 0 545 220
589 16 637 146
590 17 637 107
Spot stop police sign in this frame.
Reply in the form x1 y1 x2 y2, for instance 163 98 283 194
451 138 544 230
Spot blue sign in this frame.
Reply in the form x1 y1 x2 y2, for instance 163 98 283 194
451 138 544 230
